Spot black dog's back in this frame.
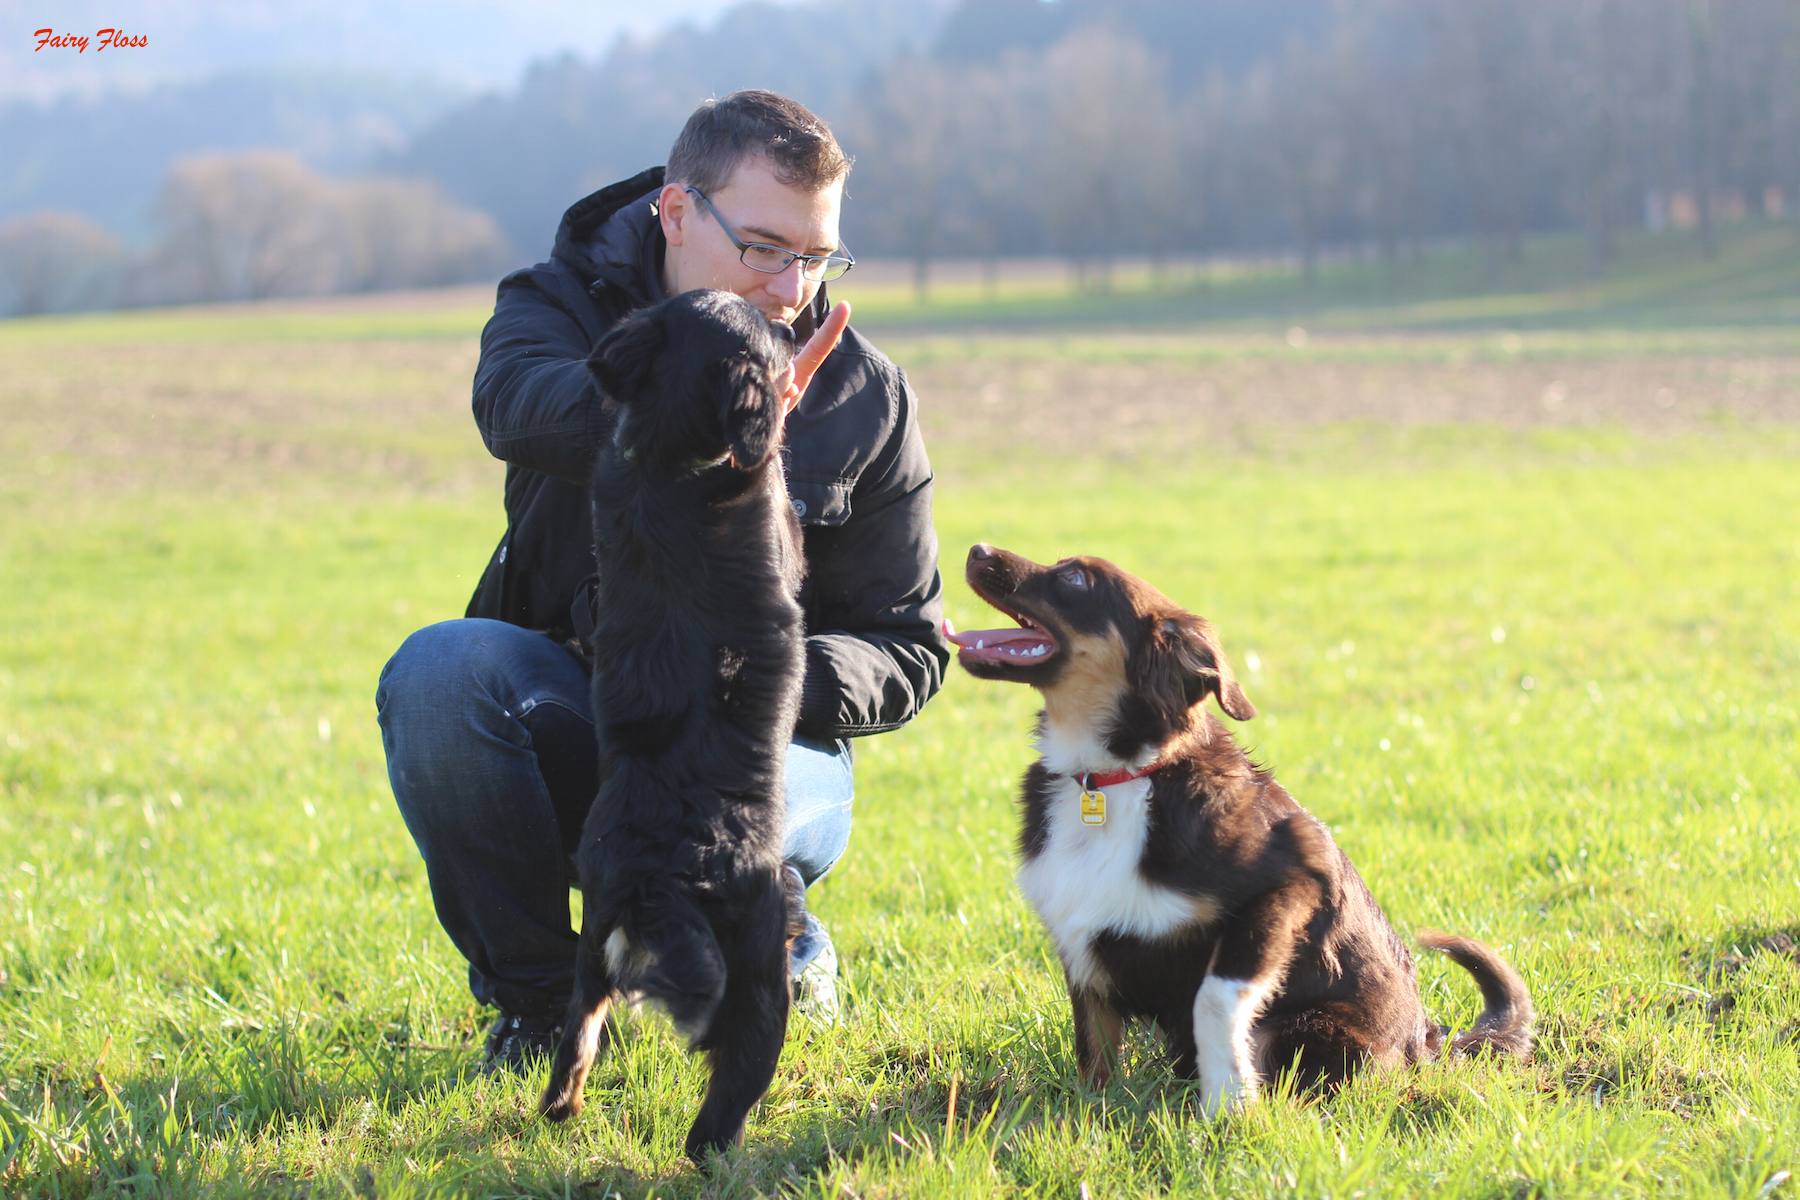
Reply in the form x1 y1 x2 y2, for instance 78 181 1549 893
538 291 804 1164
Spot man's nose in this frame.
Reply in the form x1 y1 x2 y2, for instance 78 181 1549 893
765 259 807 308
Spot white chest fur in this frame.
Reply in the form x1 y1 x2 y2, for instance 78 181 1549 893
1017 772 1202 990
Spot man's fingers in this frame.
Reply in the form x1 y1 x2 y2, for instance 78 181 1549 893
790 301 851 396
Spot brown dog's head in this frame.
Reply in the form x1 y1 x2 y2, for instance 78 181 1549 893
589 289 797 474
952 543 1255 758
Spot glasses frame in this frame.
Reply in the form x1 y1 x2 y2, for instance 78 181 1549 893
684 186 855 282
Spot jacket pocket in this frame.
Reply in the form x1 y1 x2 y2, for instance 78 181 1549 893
786 476 852 527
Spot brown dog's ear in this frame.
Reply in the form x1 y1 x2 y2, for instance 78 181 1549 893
587 307 664 402
1137 614 1257 724
719 357 782 468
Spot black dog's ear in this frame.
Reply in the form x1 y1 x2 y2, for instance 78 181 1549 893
1133 613 1257 727
720 358 783 468
588 307 665 402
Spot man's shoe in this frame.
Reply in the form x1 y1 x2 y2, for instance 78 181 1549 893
790 912 840 1025
479 1012 563 1076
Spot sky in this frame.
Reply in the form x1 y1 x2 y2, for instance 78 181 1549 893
3 0 766 102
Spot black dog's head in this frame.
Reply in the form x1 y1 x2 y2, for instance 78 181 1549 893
589 290 798 473
953 543 1255 755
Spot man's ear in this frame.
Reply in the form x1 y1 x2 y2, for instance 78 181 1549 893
588 307 664 402
1133 614 1256 726
720 358 782 468
657 182 691 248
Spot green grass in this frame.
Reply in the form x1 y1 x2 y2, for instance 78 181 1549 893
3 245 1799 1196
0 303 492 347
831 222 1800 334
6 219 1797 354
4 449 1799 1197
878 324 1800 369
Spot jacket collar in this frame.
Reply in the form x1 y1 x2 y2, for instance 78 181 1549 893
550 166 829 339
551 166 666 301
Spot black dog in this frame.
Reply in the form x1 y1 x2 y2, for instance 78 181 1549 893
950 545 1532 1112
538 290 804 1164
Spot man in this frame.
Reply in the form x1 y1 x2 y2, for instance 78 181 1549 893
376 90 948 1072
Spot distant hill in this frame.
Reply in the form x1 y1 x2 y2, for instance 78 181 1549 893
388 0 955 261
0 0 1333 258
386 0 1339 262
0 69 469 242
932 0 1334 82
0 0 748 104
18 0 1773 304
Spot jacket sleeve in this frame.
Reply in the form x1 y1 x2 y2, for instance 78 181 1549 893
471 263 613 487
795 369 950 739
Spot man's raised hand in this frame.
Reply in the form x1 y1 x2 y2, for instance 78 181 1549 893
781 301 851 414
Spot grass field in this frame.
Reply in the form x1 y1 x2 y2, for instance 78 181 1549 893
2 227 1799 1197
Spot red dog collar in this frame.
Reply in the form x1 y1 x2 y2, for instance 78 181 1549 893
1079 761 1164 789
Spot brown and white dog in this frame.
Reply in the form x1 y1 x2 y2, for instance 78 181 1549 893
949 544 1532 1112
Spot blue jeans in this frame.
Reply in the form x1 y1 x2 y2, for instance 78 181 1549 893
376 618 854 1018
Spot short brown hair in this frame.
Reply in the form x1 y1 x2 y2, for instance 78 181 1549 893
666 89 851 195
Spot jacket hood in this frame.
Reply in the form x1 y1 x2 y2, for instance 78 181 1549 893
549 165 829 338
551 166 667 300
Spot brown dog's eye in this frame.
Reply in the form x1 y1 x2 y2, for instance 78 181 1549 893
1060 567 1088 589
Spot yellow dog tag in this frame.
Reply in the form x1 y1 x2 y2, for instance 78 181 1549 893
1079 789 1106 826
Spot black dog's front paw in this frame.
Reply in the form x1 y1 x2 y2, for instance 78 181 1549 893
684 1124 746 1168
538 1082 584 1123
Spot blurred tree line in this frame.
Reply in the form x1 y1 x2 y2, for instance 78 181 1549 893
0 0 946 316
840 0 1800 293
4 0 1796 316
386 0 955 259
0 151 509 316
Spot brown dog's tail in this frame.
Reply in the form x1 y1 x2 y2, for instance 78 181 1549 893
1418 929 1535 1061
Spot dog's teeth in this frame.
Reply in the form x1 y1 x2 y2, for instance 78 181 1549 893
975 639 985 650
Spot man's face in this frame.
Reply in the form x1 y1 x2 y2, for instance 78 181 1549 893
659 157 844 326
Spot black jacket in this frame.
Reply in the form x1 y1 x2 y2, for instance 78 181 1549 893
465 167 949 739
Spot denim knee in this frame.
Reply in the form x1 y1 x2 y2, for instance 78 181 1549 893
375 619 596 1015
783 737 855 886
376 619 593 843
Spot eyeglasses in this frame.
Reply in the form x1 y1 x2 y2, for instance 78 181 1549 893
685 186 855 282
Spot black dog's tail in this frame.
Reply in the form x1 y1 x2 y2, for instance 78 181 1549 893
618 876 730 1042
539 874 731 1126
1418 929 1535 1061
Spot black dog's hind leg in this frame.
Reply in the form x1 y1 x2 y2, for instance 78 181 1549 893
683 880 790 1165
540 930 618 1122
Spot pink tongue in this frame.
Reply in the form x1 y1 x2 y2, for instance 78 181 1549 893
947 626 1042 649
947 623 1056 663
